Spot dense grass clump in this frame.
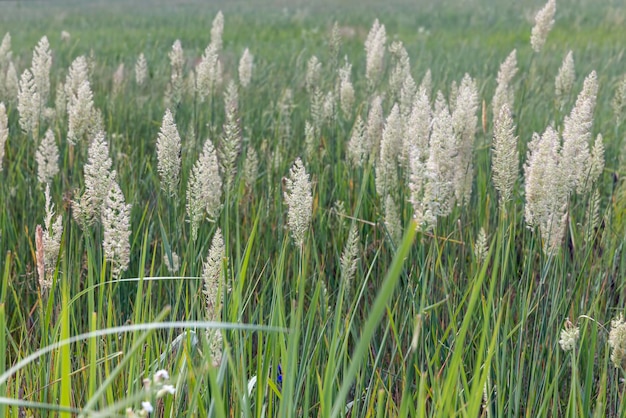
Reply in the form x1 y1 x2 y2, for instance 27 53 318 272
1 0 626 416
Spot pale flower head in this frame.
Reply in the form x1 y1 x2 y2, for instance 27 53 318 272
36 128 60 184
156 108 182 197
555 51 575 107
609 314 626 369
284 158 313 248
101 174 132 278
238 48 253 88
530 0 556 53
558 318 579 352
135 53 147 86
0 102 7 171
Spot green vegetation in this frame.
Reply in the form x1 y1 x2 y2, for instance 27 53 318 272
0 0 625 416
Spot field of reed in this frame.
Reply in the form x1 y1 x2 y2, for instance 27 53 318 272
0 0 625 416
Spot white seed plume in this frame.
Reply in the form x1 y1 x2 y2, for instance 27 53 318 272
156 109 182 197
0 33 11 72
388 41 410 100
376 103 402 198
165 40 184 108
384 194 402 244
64 56 90 101
364 19 386 88
196 42 221 102
420 92 457 229
452 74 479 206
203 228 225 321
5 61 18 102
609 314 626 369
186 137 223 241
338 59 355 118
243 146 259 189
613 74 626 123
589 133 604 185
102 173 132 278
135 53 147 86
284 158 313 248
61 30 71 42
210 11 224 53
31 36 52 109
530 0 556 53
36 128 60 184
305 55 322 94
219 81 241 191
277 89 293 143
340 223 359 287
17 69 40 137
491 104 518 207
0 102 7 171
474 227 488 263
492 49 517 119
558 319 579 352
304 120 316 162
405 84 431 185
54 81 66 121
238 48 253 88
42 184 63 276
561 71 598 195
67 79 99 145
366 95 384 158
524 126 567 255
400 72 417 118
555 51 575 108
112 63 125 97
347 114 367 166
73 130 113 225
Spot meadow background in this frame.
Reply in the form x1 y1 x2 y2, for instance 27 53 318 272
0 0 625 416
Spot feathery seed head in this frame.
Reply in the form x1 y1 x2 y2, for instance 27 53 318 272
340 223 360 288
338 59 354 118
219 81 241 190
492 104 519 207
196 42 222 102
135 53 148 86
559 318 579 352
73 130 113 226
555 51 575 108
5 61 18 102
561 71 598 194
531 0 556 52
492 49 517 119
156 109 182 197
67 79 99 144
186 137 223 241
243 146 259 189
284 158 313 248
166 40 184 107
364 19 386 88
203 228 225 321
375 103 402 197
474 227 488 263
383 194 402 244
613 74 626 123
305 56 322 94
347 114 367 166
211 11 224 52
452 74 479 206
17 68 39 137
112 63 125 97
31 36 52 107
609 314 626 369
36 128 60 184
366 95 384 158
238 48 253 88
101 174 132 278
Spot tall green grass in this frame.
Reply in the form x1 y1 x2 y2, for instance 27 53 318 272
1 0 626 416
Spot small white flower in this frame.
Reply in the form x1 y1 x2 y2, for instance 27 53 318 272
141 401 153 414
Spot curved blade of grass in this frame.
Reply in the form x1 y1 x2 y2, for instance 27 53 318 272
330 220 416 418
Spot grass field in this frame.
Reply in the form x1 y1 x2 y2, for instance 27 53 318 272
1 0 626 416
